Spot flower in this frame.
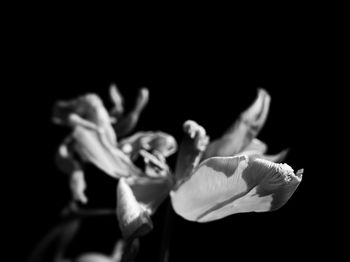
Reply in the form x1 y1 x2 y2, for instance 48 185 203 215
170 88 303 222
53 85 177 239
52 85 303 240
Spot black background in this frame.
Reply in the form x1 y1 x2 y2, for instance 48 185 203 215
6 25 340 261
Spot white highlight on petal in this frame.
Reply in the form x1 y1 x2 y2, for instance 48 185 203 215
198 187 273 222
171 156 249 221
116 178 152 239
171 155 302 222
203 88 271 159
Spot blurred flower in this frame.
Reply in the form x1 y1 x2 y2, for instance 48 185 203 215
53 85 177 240
52 86 303 241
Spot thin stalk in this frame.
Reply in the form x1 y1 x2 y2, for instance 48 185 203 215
158 200 174 262
27 205 116 262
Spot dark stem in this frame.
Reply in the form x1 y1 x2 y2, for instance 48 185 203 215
27 204 116 262
158 199 174 262
27 216 81 262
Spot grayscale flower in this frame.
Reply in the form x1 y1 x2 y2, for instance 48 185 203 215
52 85 177 240
52 86 303 241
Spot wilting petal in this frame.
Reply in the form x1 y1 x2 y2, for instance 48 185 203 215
55 138 87 203
240 148 289 163
127 173 173 214
72 125 141 178
109 84 125 119
203 88 271 159
53 93 117 146
52 99 78 126
171 155 303 222
74 253 113 262
70 170 88 204
119 131 177 161
261 149 289 163
174 120 209 185
242 138 268 154
139 149 169 178
55 136 78 175
116 88 149 137
116 178 153 240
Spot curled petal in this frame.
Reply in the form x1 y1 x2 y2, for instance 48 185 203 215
53 93 117 145
139 149 169 178
116 178 153 240
119 131 177 161
240 148 289 163
243 138 268 154
70 170 88 204
261 148 289 163
174 120 209 184
127 175 172 215
55 138 87 203
55 137 78 175
171 155 303 222
109 84 125 119
52 99 78 126
116 88 149 137
72 125 141 178
203 88 271 159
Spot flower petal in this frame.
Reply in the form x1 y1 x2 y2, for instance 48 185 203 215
139 149 169 178
261 149 289 163
109 84 125 119
242 138 268 154
52 99 78 126
72 125 141 178
203 88 271 159
170 155 302 222
174 120 209 185
55 136 79 175
55 138 88 203
119 131 177 161
70 170 88 204
116 88 149 137
127 174 172 215
116 178 153 240
53 93 117 146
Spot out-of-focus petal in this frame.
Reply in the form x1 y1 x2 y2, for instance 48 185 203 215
127 174 172 215
53 93 117 146
139 149 169 178
55 138 88 203
109 84 124 119
203 88 271 159
116 88 149 137
55 137 78 175
240 148 289 163
72 125 141 178
74 253 113 262
119 131 177 161
261 149 289 163
70 170 88 204
171 155 303 222
116 178 153 240
52 99 78 126
242 138 268 154
174 120 209 185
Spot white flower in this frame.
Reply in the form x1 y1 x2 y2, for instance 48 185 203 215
52 86 303 240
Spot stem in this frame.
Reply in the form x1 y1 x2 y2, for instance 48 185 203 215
27 205 116 262
71 207 116 218
27 216 80 262
158 200 174 262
